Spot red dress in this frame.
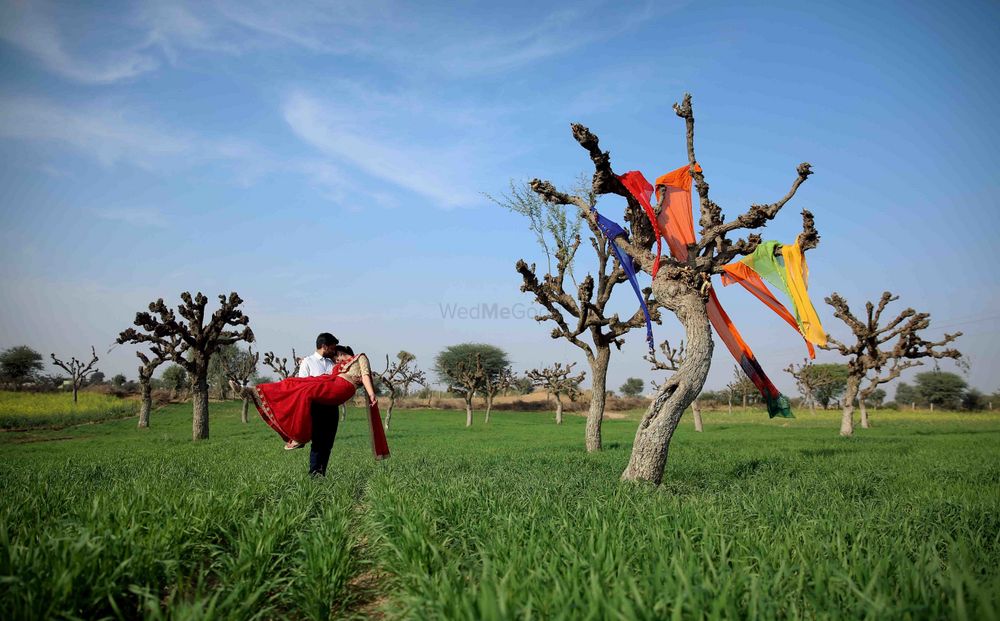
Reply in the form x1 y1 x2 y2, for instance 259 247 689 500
254 355 390 460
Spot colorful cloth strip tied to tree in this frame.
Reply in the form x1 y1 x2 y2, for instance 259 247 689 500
605 163 827 418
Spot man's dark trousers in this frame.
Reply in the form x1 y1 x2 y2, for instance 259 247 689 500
309 402 340 476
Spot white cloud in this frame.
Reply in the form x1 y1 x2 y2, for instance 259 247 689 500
0 1 158 84
283 91 481 208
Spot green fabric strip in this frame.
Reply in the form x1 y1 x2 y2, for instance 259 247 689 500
765 393 794 419
742 241 791 301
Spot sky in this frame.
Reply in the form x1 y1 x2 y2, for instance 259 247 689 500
0 0 998 398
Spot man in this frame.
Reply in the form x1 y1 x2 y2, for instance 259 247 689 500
297 332 340 476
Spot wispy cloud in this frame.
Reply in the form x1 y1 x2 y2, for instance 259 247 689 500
0 96 189 167
95 207 168 228
2 0 672 85
0 1 158 84
283 90 483 208
0 94 378 208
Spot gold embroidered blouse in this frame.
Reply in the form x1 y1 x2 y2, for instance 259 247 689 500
338 354 372 386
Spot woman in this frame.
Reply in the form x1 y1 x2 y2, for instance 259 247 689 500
239 346 387 458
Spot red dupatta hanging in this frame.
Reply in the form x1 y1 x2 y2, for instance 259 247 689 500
333 354 390 460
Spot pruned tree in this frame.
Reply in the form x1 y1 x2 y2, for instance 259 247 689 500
527 94 818 484
222 346 260 423
118 292 254 440
512 176 662 452
133 331 186 428
395 350 419 396
483 365 514 423
263 349 297 380
526 362 586 424
50 347 99 404
450 354 483 427
378 351 427 431
785 359 819 413
824 291 962 436
435 343 509 427
727 366 757 409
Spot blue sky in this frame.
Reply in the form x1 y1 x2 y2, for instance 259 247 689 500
1 0 997 397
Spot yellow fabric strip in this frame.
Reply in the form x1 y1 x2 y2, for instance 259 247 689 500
780 241 827 347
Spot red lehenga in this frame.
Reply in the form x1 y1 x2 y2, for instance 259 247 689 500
253 355 390 460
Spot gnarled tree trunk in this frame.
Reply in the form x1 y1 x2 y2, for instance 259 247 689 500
840 376 860 437
138 378 152 428
859 398 870 429
465 394 473 427
240 398 250 424
485 395 493 424
555 396 564 424
192 369 210 441
385 393 396 431
585 346 610 452
692 399 704 433
622 289 712 484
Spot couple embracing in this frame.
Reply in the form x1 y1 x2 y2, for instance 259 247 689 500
237 332 389 477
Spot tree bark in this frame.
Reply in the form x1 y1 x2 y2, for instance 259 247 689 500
72 384 79 404
727 396 732 415
240 398 250 424
138 379 152 428
385 394 396 431
840 376 859 437
555 396 564 425
692 400 704 433
465 395 473 427
622 289 712 484
859 398 870 429
192 369 210 440
485 395 493 424
585 346 611 452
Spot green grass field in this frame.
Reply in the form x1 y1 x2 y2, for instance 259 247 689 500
0 390 138 430
1 403 998 620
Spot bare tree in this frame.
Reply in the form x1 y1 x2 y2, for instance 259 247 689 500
526 362 586 424
824 291 962 436
378 351 427 431
483 366 514 424
133 332 185 428
728 366 757 409
785 359 818 414
222 346 260 423
447 355 484 427
514 178 661 452
528 94 817 484
262 349 297 380
50 347 99 404
118 292 254 440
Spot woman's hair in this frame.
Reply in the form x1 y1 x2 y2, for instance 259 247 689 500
334 345 354 356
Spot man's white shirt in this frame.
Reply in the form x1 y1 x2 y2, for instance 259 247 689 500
298 351 334 377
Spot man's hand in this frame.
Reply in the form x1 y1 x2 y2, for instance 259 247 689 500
369 395 378 407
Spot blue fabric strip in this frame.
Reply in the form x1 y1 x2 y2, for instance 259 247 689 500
593 210 655 352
